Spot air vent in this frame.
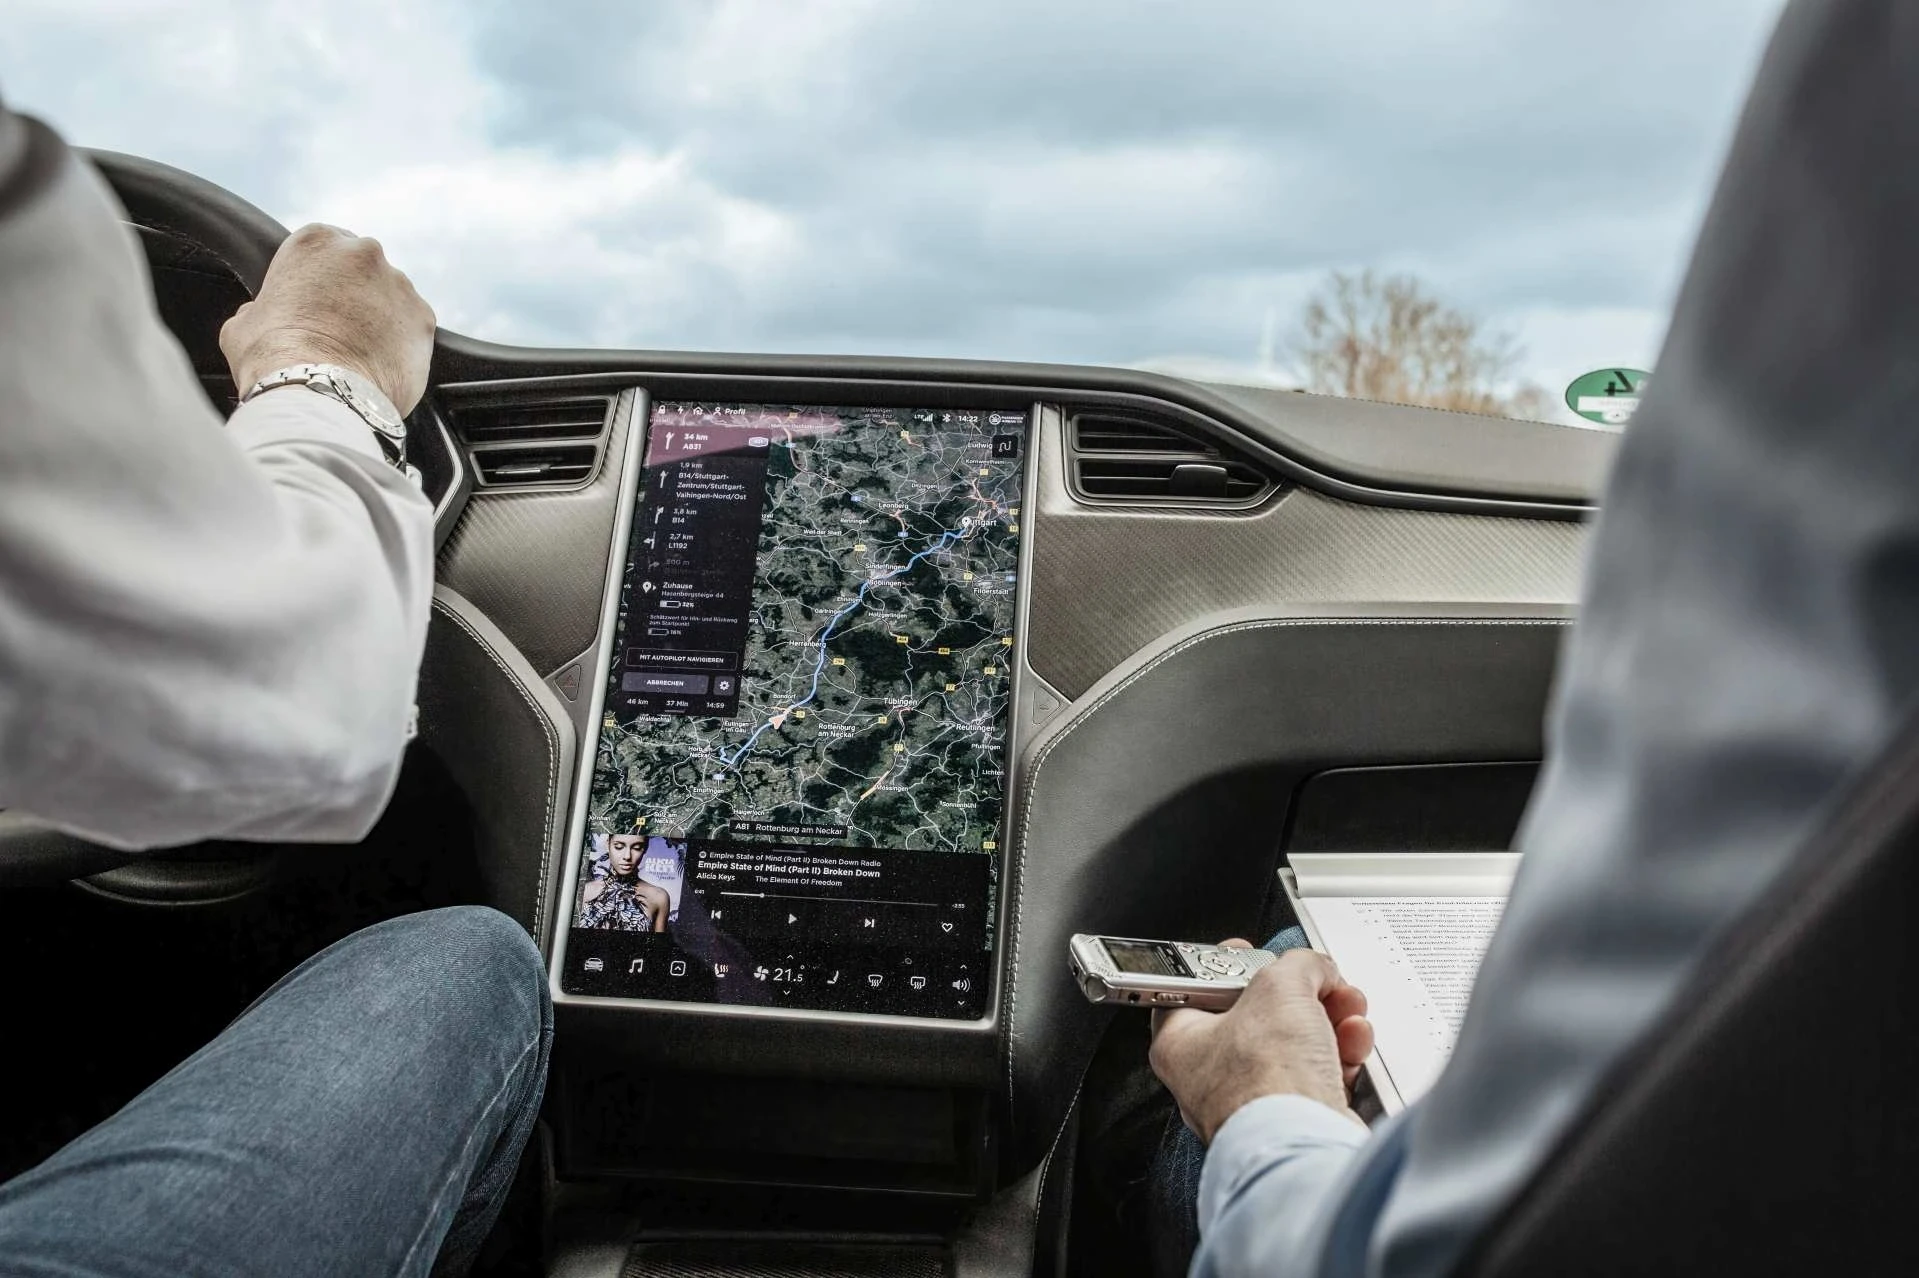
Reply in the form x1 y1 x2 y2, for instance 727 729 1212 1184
1071 413 1200 453
473 444 598 487
444 393 614 490
1067 410 1278 507
1076 457 1274 501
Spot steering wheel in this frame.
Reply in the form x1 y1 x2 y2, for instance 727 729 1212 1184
0 151 466 893
87 148 288 293
83 148 466 519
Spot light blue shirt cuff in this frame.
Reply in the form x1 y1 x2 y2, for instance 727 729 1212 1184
1197 1094 1369 1232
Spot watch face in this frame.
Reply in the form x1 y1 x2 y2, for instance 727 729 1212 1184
324 366 406 435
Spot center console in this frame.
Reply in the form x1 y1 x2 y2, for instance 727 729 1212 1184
550 398 1035 1027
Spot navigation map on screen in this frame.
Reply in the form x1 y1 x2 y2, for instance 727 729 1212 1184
562 401 1027 1017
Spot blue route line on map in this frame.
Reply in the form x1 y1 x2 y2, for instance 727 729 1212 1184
721 523 973 771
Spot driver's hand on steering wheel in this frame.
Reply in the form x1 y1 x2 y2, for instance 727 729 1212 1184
219 223 436 414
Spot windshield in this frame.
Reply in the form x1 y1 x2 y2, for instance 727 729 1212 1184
5 1 1784 428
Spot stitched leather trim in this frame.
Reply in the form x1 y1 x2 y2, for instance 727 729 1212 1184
1002 615 1570 1136
431 596 561 938
1028 1064 1093 1274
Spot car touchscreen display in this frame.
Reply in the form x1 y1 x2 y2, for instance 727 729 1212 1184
559 401 1027 1018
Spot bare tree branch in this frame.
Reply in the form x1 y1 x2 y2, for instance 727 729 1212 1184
1290 270 1551 419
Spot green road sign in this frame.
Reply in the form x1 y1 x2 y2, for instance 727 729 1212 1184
1565 368 1651 426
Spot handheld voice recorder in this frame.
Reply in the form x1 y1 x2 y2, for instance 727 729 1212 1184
1068 934 1279 1011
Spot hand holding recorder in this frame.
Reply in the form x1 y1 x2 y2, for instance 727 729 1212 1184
1071 933 1374 1141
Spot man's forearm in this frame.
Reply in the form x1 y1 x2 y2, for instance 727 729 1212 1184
0 108 433 849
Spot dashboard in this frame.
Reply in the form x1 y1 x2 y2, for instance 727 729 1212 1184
423 370 1595 1127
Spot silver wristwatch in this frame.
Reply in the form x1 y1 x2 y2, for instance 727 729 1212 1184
240 363 420 484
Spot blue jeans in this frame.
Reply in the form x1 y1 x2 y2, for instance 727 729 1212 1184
0 906 552 1277
1147 925 1309 1278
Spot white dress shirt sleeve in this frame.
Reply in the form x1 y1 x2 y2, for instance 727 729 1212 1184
0 108 434 851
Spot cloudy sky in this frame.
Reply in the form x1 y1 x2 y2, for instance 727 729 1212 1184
4 1 1786 422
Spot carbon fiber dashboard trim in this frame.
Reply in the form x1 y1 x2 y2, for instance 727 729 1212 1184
1023 407 1588 699
436 390 641 676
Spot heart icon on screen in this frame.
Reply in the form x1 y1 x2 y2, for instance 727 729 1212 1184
940 922 954 933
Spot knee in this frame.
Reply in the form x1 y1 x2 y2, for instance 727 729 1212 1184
357 906 549 1040
407 904 543 978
